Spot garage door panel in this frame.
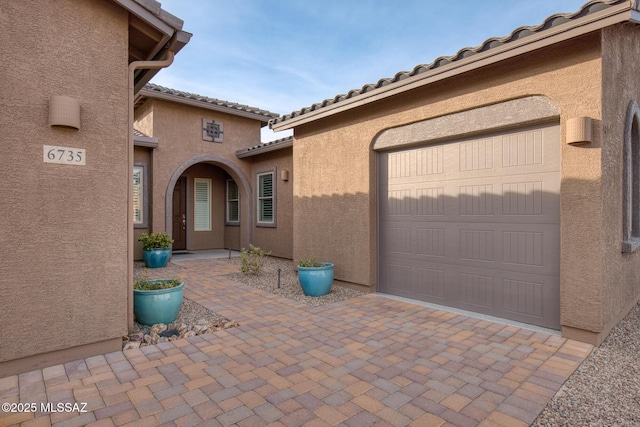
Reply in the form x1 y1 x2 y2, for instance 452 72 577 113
452 264 559 328
501 272 560 328
379 256 560 328
381 221 559 275
378 123 560 329
379 256 447 301
383 177 560 224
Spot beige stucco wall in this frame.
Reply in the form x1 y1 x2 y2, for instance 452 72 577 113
293 33 605 339
598 23 640 341
134 98 295 258
135 100 154 137
141 99 261 251
0 0 129 369
250 147 294 259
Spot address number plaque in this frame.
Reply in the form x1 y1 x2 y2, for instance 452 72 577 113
43 145 86 165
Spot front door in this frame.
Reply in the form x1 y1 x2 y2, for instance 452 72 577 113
172 177 187 250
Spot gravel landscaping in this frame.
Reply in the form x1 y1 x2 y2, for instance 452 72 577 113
226 256 366 306
532 302 640 426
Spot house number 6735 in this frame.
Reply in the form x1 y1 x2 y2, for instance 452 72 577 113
43 145 86 165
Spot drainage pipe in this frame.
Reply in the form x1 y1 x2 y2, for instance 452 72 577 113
127 51 175 332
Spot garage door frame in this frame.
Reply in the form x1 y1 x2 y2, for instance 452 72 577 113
373 96 561 329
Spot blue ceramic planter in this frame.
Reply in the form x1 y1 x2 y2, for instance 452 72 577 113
298 263 334 296
133 280 184 326
143 248 171 268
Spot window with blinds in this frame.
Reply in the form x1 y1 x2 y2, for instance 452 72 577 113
133 166 143 225
257 170 276 226
194 178 211 231
226 179 239 224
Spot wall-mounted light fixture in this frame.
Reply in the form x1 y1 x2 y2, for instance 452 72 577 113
280 170 289 181
566 116 592 144
49 95 80 129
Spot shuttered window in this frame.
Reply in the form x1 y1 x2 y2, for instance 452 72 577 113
257 170 276 226
133 166 144 225
194 178 211 231
226 179 239 224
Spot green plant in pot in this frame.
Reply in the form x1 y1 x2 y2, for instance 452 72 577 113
133 277 184 326
297 257 334 296
138 232 173 268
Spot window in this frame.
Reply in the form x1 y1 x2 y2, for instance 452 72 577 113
623 100 640 253
257 170 276 226
133 165 146 227
194 178 211 231
226 179 239 224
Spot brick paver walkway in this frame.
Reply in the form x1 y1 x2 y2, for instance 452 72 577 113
1 259 593 426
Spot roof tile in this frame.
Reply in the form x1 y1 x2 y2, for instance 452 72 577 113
142 83 279 120
236 136 293 158
270 0 625 128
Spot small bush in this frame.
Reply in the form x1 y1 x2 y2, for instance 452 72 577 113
298 257 323 268
138 232 173 250
240 244 270 275
134 278 182 290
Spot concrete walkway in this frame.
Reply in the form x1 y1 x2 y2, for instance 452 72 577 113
1 259 592 426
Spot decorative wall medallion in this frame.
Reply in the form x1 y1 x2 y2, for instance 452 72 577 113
202 119 224 142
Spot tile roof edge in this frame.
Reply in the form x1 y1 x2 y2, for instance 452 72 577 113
133 128 159 147
140 83 280 122
114 0 184 32
236 136 294 159
132 0 184 31
270 0 630 130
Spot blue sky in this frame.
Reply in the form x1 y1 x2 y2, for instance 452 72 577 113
152 0 588 141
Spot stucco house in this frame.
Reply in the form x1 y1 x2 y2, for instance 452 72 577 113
133 84 293 260
270 0 640 345
0 0 191 376
3 0 640 379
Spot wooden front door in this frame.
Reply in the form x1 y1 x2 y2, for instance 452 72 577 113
172 177 187 250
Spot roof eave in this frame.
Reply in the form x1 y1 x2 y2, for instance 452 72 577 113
134 135 159 148
270 1 636 132
236 138 294 159
112 0 192 93
114 0 178 39
133 30 192 93
138 88 277 125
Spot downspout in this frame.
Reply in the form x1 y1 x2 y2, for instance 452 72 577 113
127 50 175 332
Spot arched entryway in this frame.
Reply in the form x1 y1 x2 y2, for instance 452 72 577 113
165 155 253 251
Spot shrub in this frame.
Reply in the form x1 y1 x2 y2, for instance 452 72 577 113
134 278 182 290
138 232 173 250
298 257 323 268
240 244 270 275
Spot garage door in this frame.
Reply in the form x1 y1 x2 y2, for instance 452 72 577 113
378 123 560 329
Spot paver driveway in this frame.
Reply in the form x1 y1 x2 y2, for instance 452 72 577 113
1 259 592 426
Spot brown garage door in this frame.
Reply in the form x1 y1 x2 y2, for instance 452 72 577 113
378 123 560 329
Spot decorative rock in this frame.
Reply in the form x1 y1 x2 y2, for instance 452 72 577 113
150 323 167 334
123 341 141 350
129 332 145 342
125 276 238 350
